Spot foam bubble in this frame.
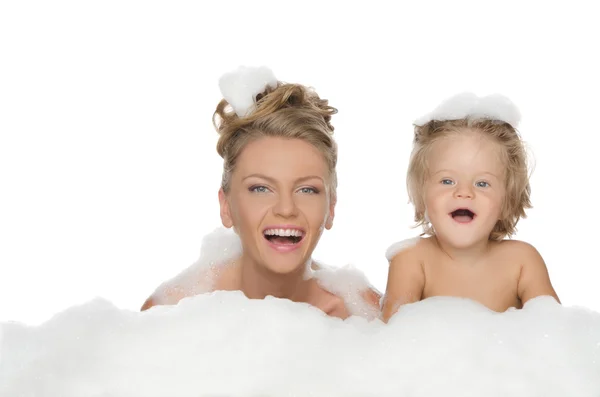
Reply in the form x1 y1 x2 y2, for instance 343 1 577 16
218 65 278 117
149 227 241 304
149 227 380 314
1 294 598 396
414 92 522 128
312 262 380 320
385 236 421 261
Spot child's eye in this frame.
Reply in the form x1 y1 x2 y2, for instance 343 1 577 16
441 179 454 185
298 187 319 194
475 181 490 188
249 185 270 193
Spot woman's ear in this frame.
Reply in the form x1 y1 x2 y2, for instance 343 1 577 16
325 197 336 230
218 188 233 228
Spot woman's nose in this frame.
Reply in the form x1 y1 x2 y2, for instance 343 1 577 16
273 193 299 218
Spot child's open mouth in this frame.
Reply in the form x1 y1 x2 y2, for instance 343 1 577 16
450 208 476 223
263 228 305 245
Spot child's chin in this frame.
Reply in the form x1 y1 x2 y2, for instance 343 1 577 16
440 234 483 249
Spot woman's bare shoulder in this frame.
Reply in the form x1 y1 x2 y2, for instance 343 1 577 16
140 260 238 311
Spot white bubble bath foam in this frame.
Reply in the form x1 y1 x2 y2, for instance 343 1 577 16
1 229 599 397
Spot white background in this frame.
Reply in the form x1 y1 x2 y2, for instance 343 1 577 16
1 1 598 325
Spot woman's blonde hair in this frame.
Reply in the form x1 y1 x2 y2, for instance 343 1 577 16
407 118 532 240
213 82 338 198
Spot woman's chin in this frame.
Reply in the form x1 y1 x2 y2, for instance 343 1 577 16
260 249 312 276
262 256 310 276
259 236 313 270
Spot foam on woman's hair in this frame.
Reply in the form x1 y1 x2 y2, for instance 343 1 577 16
414 92 522 128
218 66 278 117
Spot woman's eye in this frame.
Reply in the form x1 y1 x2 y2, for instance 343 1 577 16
250 185 269 193
475 181 490 188
298 187 318 194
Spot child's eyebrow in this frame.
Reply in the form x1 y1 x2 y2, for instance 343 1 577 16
480 171 502 179
430 169 502 179
431 169 455 175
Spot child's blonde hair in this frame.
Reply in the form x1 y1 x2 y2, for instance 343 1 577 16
407 118 531 240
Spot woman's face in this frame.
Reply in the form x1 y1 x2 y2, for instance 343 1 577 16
219 136 335 275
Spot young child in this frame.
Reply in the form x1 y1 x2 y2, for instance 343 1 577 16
382 93 560 322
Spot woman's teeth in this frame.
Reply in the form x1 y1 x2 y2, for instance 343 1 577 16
263 229 304 237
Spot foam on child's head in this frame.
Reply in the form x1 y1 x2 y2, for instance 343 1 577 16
414 92 521 128
408 92 530 241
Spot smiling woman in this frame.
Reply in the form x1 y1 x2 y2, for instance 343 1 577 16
140 67 381 319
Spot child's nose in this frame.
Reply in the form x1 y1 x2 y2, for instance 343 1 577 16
453 184 474 199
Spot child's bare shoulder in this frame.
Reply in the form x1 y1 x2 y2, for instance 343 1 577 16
385 236 432 264
495 239 542 261
497 240 560 304
495 239 554 282
382 237 430 321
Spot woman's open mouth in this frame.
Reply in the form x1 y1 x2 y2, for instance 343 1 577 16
263 228 305 246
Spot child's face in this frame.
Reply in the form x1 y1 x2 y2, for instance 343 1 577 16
423 130 506 248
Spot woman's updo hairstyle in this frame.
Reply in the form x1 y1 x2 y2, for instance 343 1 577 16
213 68 338 198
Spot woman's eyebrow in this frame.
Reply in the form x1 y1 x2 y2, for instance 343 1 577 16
242 173 276 182
295 175 325 183
242 174 324 183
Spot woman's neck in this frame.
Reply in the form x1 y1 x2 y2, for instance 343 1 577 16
238 255 311 302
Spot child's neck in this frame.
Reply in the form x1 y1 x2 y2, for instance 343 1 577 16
433 235 491 266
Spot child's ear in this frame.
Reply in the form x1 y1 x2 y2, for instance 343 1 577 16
500 202 510 220
218 188 233 228
415 204 427 223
